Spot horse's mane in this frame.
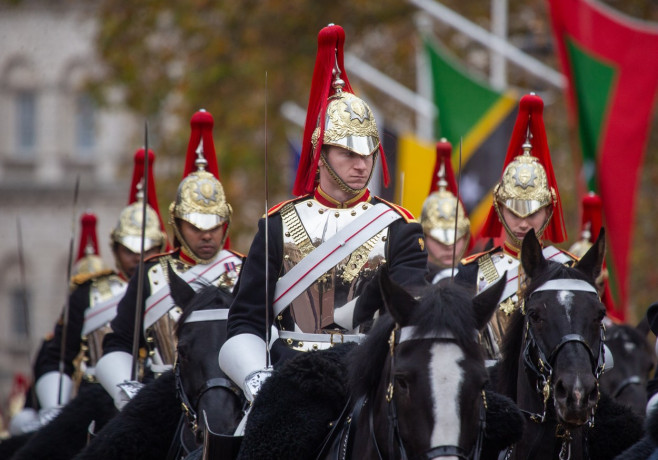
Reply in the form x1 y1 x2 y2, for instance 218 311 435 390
175 284 233 338
498 259 595 397
349 282 481 398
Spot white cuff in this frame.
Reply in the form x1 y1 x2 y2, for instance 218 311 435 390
35 371 73 409
218 334 266 394
95 351 133 405
334 297 358 330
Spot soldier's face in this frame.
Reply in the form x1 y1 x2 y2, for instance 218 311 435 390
319 146 373 200
115 244 160 278
501 206 549 244
426 234 468 268
179 220 225 260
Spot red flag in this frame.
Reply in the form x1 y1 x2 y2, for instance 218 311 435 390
547 0 658 322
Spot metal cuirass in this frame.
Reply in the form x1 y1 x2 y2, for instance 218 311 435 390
475 252 523 360
278 198 388 334
84 274 128 369
146 254 241 367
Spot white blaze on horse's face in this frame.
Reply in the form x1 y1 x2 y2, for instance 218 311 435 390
557 290 575 324
429 342 464 459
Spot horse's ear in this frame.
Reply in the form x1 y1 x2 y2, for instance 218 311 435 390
636 315 651 338
380 266 417 326
472 273 507 331
575 227 605 282
520 229 547 278
167 261 196 308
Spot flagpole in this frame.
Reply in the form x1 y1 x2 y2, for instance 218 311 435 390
490 0 508 90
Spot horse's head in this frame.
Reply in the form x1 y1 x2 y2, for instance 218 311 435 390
520 228 606 427
599 321 654 416
350 267 506 459
167 263 243 444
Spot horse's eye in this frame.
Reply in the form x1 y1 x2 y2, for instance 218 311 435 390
527 309 542 323
395 375 410 394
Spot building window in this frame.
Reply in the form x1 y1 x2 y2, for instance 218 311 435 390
15 90 37 157
75 93 96 157
10 286 30 339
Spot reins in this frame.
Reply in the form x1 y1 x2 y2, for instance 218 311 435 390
174 308 243 438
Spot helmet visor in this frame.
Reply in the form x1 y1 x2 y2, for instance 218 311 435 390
117 235 162 254
178 212 225 231
501 199 547 218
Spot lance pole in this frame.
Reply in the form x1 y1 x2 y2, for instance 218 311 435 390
131 122 149 381
58 175 80 404
451 139 462 280
264 72 272 370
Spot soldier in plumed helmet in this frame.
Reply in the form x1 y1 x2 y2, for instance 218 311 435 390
421 138 472 284
454 93 574 360
12 149 167 434
96 110 243 410
219 24 428 403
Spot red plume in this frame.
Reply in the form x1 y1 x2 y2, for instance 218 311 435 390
480 93 567 243
428 139 458 195
292 24 389 196
182 110 220 180
76 212 100 261
128 148 166 238
581 192 602 242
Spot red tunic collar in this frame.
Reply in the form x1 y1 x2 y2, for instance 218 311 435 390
179 248 197 266
314 187 371 209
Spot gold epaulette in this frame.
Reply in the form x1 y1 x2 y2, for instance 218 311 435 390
145 249 178 263
70 269 115 286
265 195 311 218
226 248 246 259
375 197 417 223
460 246 500 265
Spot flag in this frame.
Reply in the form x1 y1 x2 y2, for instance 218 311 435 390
547 0 658 321
421 38 518 246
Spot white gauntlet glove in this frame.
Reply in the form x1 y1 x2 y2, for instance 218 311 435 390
243 369 273 402
96 351 135 410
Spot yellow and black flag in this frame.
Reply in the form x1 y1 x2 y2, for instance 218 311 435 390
402 38 518 247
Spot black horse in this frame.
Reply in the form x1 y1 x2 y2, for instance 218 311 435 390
74 265 242 460
600 320 654 416
497 229 643 460
239 268 525 460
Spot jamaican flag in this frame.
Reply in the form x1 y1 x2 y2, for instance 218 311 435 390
548 0 658 322
396 38 517 246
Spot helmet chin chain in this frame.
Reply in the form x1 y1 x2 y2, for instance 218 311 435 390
494 199 553 248
320 150 375 196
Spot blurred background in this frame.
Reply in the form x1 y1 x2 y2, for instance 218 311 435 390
1 0 657 422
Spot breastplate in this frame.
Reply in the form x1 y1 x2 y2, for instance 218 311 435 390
146 255 241 366
279 199 388 334
476 252 523 360
84 274 127 367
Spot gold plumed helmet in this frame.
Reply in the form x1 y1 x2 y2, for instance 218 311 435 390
292 24 390 196
481 93 567 245
170 110 231 262
421 139 470 246
111 193 166 254
73 212 106 276
494 136 553 219
111 148 167 256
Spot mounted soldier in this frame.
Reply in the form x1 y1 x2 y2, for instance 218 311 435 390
27 148 168 428
219 23 428 404
96 110 243 410
420 138 472 284
455 93 573 360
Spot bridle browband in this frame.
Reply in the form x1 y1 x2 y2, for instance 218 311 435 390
519 278 605 460
377 325 487 460
174 308 242 437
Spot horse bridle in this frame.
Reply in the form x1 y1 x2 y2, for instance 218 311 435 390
375 325 487 460
174 308 242 437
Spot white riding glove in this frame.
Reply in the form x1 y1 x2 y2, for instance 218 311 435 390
96 351 138 410
34 371 73 425
219 333 269 401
